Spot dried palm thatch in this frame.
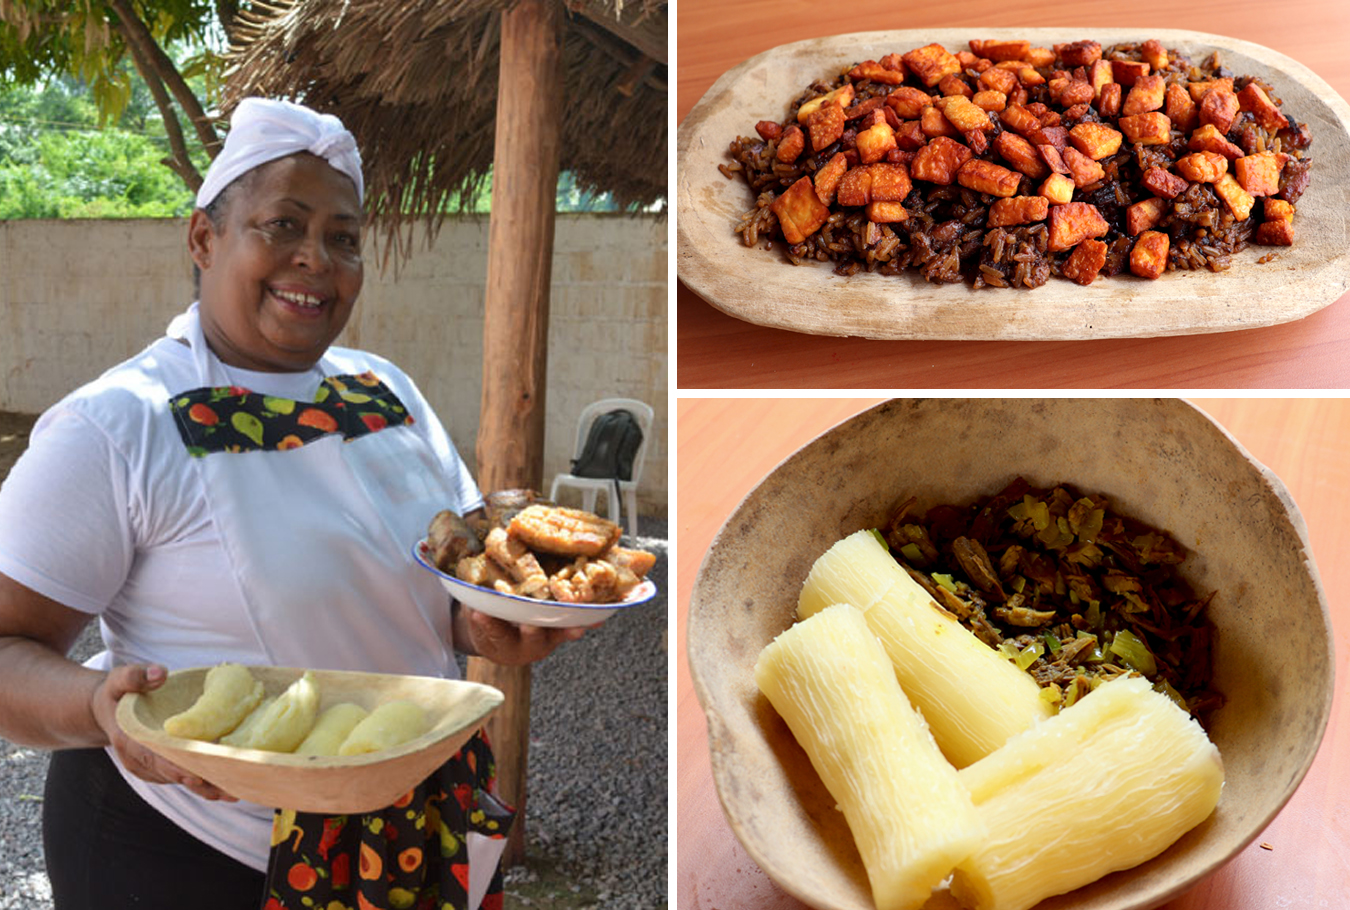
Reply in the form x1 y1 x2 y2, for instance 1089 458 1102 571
223 0 667 255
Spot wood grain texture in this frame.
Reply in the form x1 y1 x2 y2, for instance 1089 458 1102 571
676 398 1350 910
675 0 1350 387
678 29 1350 341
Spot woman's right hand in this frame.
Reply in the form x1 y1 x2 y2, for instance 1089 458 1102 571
91 663 237 802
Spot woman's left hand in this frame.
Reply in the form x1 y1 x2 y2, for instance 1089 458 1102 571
458 606 598 665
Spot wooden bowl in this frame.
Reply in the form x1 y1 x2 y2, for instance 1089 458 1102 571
687 399 1335 910
117 666 503 813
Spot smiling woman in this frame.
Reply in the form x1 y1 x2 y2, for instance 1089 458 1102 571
0 98 593 910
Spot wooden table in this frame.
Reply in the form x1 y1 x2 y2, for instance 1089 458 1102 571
676 398 1350 909
676 0 1350 388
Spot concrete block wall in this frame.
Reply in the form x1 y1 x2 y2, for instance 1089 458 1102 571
0 214 668 516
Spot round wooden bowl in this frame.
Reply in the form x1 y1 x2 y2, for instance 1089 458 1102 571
687 398 1334 910
117 666 503 813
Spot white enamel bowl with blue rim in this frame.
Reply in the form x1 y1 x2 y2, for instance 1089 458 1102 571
413 539 658 628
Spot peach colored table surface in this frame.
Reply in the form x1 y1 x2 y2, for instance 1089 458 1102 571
676 398 1350 909
676 1 1350 388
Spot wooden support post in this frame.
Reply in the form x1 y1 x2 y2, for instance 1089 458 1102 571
470 0 564 868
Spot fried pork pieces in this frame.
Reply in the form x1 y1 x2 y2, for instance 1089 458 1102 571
724 37 1312 287
428 503 655 604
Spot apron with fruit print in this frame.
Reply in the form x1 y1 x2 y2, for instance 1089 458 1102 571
165 304 510 909
262 733 514 910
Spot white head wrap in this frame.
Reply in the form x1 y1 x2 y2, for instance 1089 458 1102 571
195 98 364 209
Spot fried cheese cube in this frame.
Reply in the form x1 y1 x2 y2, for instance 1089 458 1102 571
849 59 906 85
1165 83 1198 133
867 201 910 223
775 124 805 163
770 176 831 243
1027 46 1057 67
1256 197 1295 245
1126 197 1168 235
1052 78 1095 107
1187 123 1244 159
797 84 856 124
1188 77 1234 102
886 86 935 119
869 163 913 202
1122 73 1166 116
1068 122 1123 160
994 131 1050 179
836 166 873 207
807 102 846 152
903 43 962 87
988 195 1050 227
1118 112 1172 146
1140 39 1169 70
911 136 973 185
957 159 1022 197
939 73 974 98
972 90 1008 113
1141 166 1189 199
969 39 1031 61
1039 172 1076 204
1111 59 1150 87
1238 83 1289 131
1056 40 1102 66
978 66 1019 97
1199 84 1240 133
813 152 850 206
856 121 898 164
1000 102 1044 138
1097 82 1123 118
1130 230 1171 279
936 95 994 133
1062 146 1106 187
1214 172 1256 219
1088 59 1114 97
1175 151 1228 183
1047 201 1109 251
895 120 927 151
920 104 960 138
1234 151 1284 196
1061 238 1109 286
754 120 782 142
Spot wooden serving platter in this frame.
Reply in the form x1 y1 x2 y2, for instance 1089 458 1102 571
117 665 503 813
676 28 1350 340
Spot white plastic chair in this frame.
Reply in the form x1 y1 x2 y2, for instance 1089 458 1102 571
549 398 654 537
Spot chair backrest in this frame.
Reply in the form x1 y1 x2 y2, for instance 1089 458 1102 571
571 398 654 486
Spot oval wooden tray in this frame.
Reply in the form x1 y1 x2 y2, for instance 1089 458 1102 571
117 665 503 813
676 28 1350 340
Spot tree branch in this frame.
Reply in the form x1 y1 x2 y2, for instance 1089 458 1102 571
119 30 203 194
105 0 222 158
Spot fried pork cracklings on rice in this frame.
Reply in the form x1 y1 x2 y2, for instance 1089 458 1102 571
723 36 1312 288
426 497 655 604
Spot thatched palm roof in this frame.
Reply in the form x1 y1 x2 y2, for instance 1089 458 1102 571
223 0 666 243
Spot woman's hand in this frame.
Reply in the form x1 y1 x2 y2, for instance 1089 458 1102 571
458 606 598 666
91 663 236 802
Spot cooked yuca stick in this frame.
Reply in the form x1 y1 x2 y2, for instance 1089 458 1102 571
162 662 265 741
799 530 1052 768
951 675 1224 910
220 671 320 753
755 603 986 910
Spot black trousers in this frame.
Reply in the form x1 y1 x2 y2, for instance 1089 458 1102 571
42 748 267 909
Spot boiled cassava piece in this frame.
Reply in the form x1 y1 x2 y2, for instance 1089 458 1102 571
755 603 986 910
219 696 278 748
338 700 429 756
220 671 321 753
295 702 370 756
950 674 1224 910
799 529 1052 767
162 662 265 741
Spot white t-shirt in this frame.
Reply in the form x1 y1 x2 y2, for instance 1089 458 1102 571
0 329 481 870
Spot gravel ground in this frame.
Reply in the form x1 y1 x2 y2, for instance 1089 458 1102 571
0 511 668 910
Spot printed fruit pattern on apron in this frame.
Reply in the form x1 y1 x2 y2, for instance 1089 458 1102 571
170 372 414 457
262 733 513 910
